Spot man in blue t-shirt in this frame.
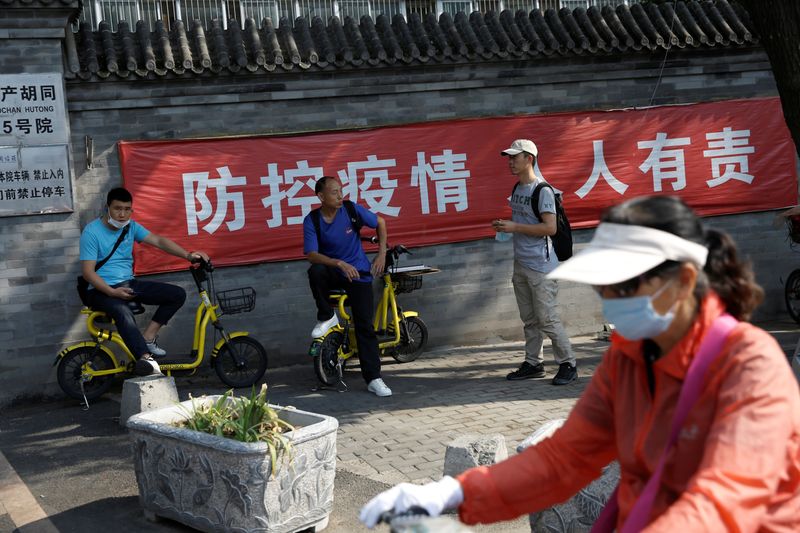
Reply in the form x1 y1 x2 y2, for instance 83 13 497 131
303 176 392 397
79 187 208 375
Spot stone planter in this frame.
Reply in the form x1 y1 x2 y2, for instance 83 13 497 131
127 396 338 533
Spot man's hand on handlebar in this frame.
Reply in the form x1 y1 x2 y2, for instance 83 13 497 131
371 253 386 278
187 250 210 263
189 255 213 273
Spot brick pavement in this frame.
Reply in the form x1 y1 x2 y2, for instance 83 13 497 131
255 320 797 487
0 321 796 532
239 334 608 486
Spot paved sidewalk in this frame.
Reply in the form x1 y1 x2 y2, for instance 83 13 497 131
0 320 797 533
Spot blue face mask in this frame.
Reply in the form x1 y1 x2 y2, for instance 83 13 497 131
601 281 676 341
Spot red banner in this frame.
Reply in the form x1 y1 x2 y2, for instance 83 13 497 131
119 97 797 275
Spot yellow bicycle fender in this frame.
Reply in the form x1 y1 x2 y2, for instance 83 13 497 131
211 331 250 358
53 342 120 368
401 311 419 319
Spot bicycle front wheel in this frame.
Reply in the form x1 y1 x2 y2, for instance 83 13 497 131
214 336 268 388
391 316 428 363
56 346 117 401
314 330 345 386
785 269 800 325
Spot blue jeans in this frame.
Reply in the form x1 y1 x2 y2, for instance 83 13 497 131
86 279 186 358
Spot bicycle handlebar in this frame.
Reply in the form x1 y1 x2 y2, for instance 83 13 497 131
378 506 429 528
360 235 412 257
190 257 214 272
189 258 215 290
378 507 472 533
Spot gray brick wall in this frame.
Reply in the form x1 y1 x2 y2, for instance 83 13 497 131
0 8 797 405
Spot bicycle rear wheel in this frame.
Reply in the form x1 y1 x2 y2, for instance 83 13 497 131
785 269 800 325
314 330 345 386
56 346 116 401
214 336 268 388
390 316 428 363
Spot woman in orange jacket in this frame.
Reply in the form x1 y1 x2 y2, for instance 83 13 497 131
361 195 800 531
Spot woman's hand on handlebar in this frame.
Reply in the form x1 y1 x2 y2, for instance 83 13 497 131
359 476 464 529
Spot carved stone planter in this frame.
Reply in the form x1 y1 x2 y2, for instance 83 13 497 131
127 396 338 533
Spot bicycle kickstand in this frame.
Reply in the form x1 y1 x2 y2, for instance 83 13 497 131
311 362 349 393
336 365 348 393
79 375 91 411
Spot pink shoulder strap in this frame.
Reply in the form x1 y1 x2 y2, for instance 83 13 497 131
591 313 738 533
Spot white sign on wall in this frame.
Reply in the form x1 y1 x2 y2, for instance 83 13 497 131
0 73 73 216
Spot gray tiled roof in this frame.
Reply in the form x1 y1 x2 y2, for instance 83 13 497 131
1 0 79 5
68 1 757 80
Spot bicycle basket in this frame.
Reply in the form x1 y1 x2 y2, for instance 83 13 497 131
394 274 423 294
216 287 256 314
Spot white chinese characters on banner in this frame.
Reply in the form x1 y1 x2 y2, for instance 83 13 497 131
574 140 629 199
183 166 246 235
338 155 400 216
260 160 323 227
410 150 471 214
573 128 756 198
638 132 692 192
178 127 759 237
703 127 755 188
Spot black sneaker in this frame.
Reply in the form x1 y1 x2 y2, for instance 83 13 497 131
552 362 577 385
133 357 161 377
507 361 546 380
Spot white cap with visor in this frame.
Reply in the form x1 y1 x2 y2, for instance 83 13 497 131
547 223 709 286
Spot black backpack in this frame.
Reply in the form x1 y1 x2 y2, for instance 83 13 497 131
310 200 363 243
512 181 573 262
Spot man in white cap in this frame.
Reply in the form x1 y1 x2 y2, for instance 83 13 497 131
493 139 577 385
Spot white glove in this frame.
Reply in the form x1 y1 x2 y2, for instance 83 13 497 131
359 476 464 529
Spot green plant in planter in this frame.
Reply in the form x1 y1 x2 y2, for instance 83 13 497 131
178 384 295 473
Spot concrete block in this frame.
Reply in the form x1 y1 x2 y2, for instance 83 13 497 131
529 462 620 533
119 375 179 427
443 434 508 478
517 419 619 532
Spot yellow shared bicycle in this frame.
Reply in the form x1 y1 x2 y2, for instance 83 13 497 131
309 240 438 387
54 259 267 404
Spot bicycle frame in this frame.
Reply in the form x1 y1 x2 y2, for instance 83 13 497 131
328 270 418 359
54 271 251 379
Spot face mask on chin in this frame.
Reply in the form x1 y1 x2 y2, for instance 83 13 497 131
601 280 678 341
107 216 130 230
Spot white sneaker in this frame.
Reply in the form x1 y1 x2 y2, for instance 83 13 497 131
145 336 167 358
367 378 392 397
311 314 339 338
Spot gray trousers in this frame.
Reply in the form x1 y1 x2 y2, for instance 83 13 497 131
512 260 575 366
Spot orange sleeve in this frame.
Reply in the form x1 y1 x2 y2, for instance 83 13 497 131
457 351 619 525
645 327 800 532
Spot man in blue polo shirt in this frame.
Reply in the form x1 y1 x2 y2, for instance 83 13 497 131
79 187 208 375
303 176 391 397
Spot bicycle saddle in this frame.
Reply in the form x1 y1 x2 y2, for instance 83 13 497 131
87 302 146 322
